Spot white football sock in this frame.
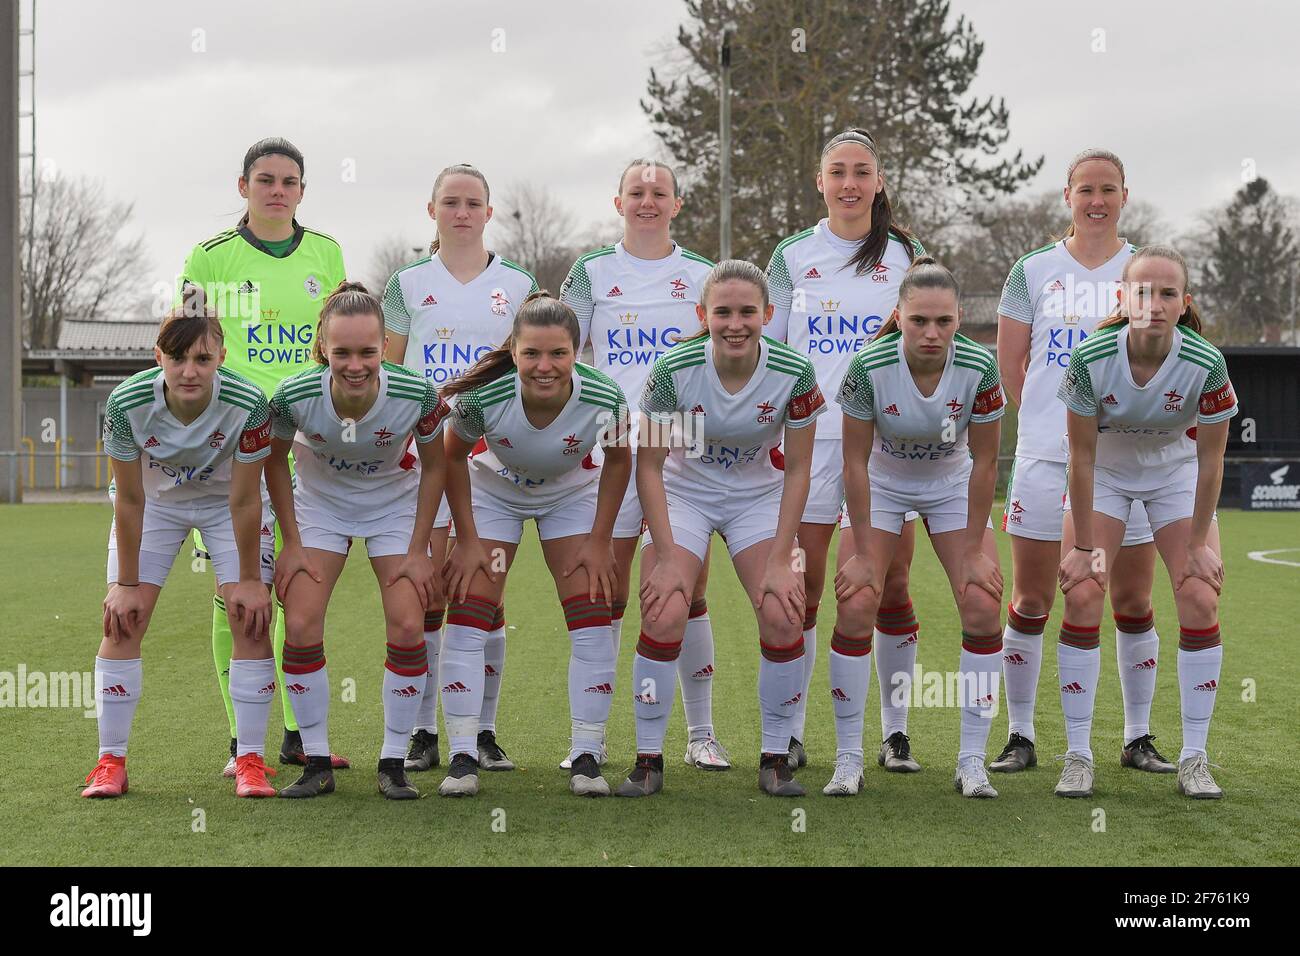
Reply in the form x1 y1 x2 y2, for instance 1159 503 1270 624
441 596 494 758
94 656 142 757
230 657 277 758
758 641 804 755
1115 612 1158 744
828 630 873 759
1177 627 1223 760
1003 604 1048 742
632 633 680 754
677 603 716 742
1059 624 1101 762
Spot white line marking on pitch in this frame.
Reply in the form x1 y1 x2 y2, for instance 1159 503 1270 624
1247 549 1300 568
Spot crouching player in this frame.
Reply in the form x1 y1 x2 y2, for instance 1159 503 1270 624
624 259 824 799
1057 245 1236 799
83 294 275 798
830 257 1007 798
266 282 449 800
438 292 632 798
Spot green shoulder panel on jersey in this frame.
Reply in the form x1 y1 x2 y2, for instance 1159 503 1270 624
953 333 997 374
218 374 268 412
855 331 902 369
474 374 518 410
575 245 617 266
763 335 803 360
499 257 539 291
888 230 926 256
382 360 425 381
774 227 816 257
198 229 240 253
574 362 624 394
110 367 163 410
660 337 708 371
765 346 811 378
391 255 432 280
679 248 714 268
1074 325 1122 363
1176 327 1224 371
1016 241 1058 267
302 227 342 248
276 366 326 403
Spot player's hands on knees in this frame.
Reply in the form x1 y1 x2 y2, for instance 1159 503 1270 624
834 553 879 604
388 552 441 609
274 541 322 603
758 553 806 627
639 561 691 623
563 537 619 606
961 549 1004 602
229 580 272 642
103 584 147 644
442 538 496 605
1177 544 1224 595
1058 546 1103 594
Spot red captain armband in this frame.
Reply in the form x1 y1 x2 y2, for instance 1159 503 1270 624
416 397 451 438
787 385 826 422
973 384 1006 417
239 419 272 454
1199 382 1236 417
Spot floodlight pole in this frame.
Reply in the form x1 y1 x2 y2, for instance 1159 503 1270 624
2 2 22 501
718 23 734 261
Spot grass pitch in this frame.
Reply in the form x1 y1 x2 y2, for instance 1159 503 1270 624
1 504 1297 866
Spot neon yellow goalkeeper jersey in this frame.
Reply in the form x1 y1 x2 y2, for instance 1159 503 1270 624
179 220 347 397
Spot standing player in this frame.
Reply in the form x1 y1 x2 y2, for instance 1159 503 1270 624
1058 245 1235 799
830 258 1007 798
179 136 349 775
266 283 449 800
993 149 1171 776
765 127 927 772
621 259 824 798
437 293 632 798
383 163 538 774
82 296 276 799
560 159 728 770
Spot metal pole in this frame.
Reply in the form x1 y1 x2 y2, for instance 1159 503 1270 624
58 360 67 485
2 1 23 501
718 24 734 261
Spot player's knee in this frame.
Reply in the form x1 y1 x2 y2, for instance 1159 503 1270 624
880 566 911 607
386 614 425 647
959 586 1001 633
642 600 688 642
757 601 802 648
836 588 879 634
1010 584 1053 618
282 607 324 646
1108 583 1151 620
1175 578 1219 625
1062 579 1104 622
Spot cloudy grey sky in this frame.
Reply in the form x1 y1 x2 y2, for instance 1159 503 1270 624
27 0 1300 297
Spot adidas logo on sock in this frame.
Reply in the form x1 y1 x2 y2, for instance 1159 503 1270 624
286 683 309 695
692 664 714 679
584 683 613 695
781 691 802 707
391 685 421 698
895 632 918 649
1132 658 1157 670
831 687 849 702
256 682 277 696
483 665 498 676
1003 653 1027 665
1194 679 1218 691
1061 681 1086 694
442 681 470 693
975 693 996 706
633 692 658 705
101 684 129 697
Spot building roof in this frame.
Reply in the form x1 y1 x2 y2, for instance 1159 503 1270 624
54 320 158 354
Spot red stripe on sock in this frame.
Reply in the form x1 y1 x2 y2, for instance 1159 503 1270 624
423 609 445 632
1114 610 1154 634
562 594 613 630
385 642 429 677
830 629 873 657
1007 604 1049 635
962 631 1003 655
611 601 627 621
447 594 497 630
1059 621 1101 650
283 642 326 675
803 604 819 631
636 633 682 662
760 636 805 663
1179 623 1221 650
688 599 708 619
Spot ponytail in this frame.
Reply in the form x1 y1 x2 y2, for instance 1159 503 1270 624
439 291 579 398
1097 244 1203 335
872 255 960 340
311 281 384 365
820 128 920 275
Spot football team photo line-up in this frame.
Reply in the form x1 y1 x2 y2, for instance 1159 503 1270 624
81 130 1235 805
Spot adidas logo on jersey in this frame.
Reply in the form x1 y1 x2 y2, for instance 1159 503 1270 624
101 684 129 697
830 687 850 702
286 683 309 695
207 429 226 449
391 685 421 698
143 436 160 449
257 682 277 696
497 437 513 448
1163 388 1184 411
421 294 437 306
442 681 470 693
1003 653 1027 665
882 403 900 416
781 692 803 707
309 433 327 443
1101 393 1119 406
692 664 714 680
237 280 257 294
1061 681 1086 694
1047 279 1065 292
583 683 613 695
260 524 273 537
1132 658 1157 670
690 404 706 415
1194 679 1218 692
803 267 821 279
607 285 623 297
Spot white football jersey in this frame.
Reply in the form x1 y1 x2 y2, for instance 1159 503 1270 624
999 239 1137 462
451 363 628 506
102 367 272 502
640 336 826 496
1059 323 1237 482
561 241 713 408
270 362 450 514
382 253 538 385
766 223 922 439
838 331 1005 494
